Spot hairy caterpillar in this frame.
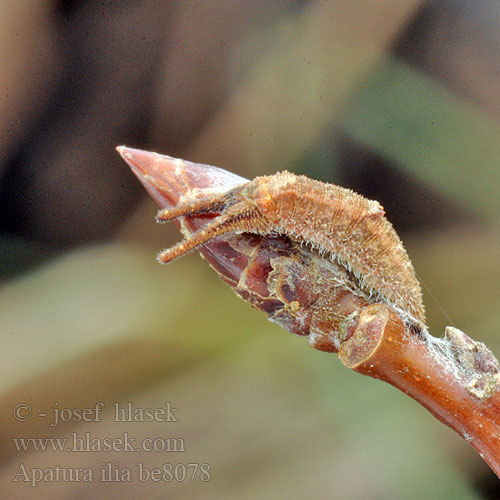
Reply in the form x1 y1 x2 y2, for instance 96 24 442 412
156 171 425 331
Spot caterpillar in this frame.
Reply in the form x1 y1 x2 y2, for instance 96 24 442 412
156 171 426 331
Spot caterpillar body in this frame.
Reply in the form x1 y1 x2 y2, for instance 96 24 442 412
156 171 425 331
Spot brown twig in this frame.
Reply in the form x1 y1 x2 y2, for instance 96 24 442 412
340 304 500 476
118 146 500 478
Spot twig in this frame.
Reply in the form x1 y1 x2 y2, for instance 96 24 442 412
118 146 500 478
340 304 500 476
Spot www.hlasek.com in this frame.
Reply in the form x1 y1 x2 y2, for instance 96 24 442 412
14 432 186 453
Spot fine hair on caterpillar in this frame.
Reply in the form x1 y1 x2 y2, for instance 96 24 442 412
156 171 426 332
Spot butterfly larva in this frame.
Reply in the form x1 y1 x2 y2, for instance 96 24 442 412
156 171 426 331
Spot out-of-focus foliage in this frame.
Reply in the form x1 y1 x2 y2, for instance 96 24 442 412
1 1 499 498
341 59 500 223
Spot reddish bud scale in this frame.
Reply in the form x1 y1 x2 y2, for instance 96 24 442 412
203 232 370 351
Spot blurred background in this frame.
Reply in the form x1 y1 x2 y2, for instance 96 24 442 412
1 0 499 498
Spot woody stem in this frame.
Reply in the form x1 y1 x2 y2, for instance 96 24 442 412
339 304 500 478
